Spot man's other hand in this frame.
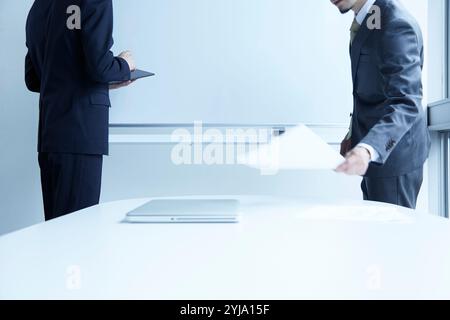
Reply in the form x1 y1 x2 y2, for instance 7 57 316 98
335 146 371 176
340 137 352 157
109 80 135 90
119 51 136 71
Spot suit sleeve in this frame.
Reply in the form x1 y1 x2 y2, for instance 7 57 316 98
360 19 423 164
81 0 130 83
25 51 40 93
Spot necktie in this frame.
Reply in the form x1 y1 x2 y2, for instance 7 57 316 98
350 18 360 45
347 19 360 140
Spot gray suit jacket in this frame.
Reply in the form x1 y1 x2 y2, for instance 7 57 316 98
351 0 430 178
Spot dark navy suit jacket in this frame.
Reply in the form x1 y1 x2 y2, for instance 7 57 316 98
351 0 431 178
25 0 131 155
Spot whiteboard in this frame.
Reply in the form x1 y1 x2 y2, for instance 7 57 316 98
109 0 427 125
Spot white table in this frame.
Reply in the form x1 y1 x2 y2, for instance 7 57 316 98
1 196 450 300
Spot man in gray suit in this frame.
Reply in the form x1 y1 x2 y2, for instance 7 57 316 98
331 0 431 209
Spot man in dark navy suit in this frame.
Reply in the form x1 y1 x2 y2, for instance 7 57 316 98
331 0 430 209
25 0 136 220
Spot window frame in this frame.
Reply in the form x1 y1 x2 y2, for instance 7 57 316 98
428 0 450 217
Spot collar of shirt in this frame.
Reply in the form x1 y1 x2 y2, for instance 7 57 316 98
355 0 377 25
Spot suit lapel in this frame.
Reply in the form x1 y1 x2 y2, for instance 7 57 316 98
350 0 384 82
351 19 372 82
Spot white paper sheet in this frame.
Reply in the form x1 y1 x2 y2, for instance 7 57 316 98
297 205 415 224
239 124 344 173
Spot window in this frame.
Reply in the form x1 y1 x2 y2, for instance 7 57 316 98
428 0 450 217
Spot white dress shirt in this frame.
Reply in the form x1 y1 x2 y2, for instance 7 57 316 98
355 0 377 25
353 0 380 162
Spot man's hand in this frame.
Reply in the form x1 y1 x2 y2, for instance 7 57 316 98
119 50 136 71
335 146 371 176
340 137 352 157
109 80 135 90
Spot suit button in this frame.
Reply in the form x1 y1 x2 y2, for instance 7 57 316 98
385 139 396 152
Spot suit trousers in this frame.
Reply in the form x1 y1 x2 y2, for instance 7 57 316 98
361 166 424 209
38 153 103 221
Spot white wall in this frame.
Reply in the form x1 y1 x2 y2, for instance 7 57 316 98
110 0 355 124
0 0 431 235
0 0 43 235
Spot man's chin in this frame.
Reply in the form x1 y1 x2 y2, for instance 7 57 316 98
339 7 352 14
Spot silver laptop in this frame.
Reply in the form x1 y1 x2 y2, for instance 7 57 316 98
124 199 240 223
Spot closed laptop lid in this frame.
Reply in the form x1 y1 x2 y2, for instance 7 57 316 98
126 199 240 217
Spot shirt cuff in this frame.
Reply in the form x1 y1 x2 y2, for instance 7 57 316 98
357 143 380 162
